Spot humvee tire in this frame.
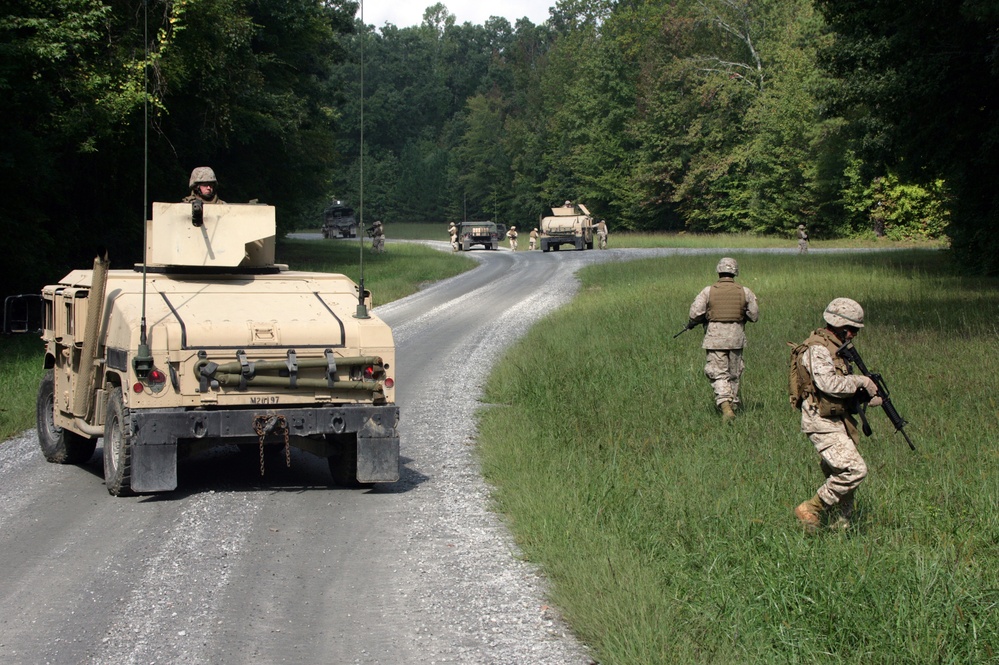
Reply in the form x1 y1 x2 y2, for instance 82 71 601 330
36 370 97 464
103 387 134 496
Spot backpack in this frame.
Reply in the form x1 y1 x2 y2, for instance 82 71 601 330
787 341 812 410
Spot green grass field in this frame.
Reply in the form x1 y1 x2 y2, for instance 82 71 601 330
478 250 999 663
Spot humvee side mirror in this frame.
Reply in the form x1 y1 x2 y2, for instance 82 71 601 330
192 199 204 227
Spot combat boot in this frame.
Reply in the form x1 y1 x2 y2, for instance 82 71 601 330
794 494 825 534
719 401 736 423
830 492 855 531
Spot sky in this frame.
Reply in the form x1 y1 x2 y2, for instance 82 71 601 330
358 0 553 30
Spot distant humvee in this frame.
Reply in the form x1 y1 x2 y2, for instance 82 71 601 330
457 221 500 251
321 200 358 239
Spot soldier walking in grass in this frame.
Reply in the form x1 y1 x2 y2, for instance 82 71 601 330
686 257 759 423
371 220 385 253
793 298 882 533
797 224 809 254
507 225 518 251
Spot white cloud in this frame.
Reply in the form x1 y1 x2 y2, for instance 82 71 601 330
359 0 552 31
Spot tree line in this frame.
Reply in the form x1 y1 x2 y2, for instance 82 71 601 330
2 0 997 297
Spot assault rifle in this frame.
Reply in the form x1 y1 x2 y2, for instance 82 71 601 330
836 340 916 451
673 319 701 339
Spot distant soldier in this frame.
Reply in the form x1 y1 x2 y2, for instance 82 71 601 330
793 298 882 533
183 167 225 204
594 219 608 249
529 227 539 251
448 222 458 251
507 225 518 251
797 224 809 254
564 200 572 207
371 220 385 253
686 257 760 422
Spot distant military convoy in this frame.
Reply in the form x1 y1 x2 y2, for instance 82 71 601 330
447 202 598 253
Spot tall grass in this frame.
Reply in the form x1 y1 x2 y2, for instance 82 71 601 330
608 232 947 250
0 335 43 440
0 240 472 440
479 250 999 663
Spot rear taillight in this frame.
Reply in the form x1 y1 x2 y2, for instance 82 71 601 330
142 367 167 394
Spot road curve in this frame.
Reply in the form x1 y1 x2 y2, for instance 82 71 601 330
0 243 618 665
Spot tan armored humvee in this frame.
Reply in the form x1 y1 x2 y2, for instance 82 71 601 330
37 202 399 495
539 203 594 252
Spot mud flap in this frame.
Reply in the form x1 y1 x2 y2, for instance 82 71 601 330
356 418 399 483
130 443 178 492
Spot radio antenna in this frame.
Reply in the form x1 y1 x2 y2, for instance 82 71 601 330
354 0 369 319
133 0 154 377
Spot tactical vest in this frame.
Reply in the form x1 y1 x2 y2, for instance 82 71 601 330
706 278 747 322
800 328 852 419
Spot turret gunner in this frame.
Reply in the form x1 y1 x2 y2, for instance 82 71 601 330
183 166 225 204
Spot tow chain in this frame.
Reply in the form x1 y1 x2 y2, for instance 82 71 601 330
251 414 291 476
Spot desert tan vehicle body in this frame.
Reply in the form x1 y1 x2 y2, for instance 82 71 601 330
37 202 399 495
539 203 594 252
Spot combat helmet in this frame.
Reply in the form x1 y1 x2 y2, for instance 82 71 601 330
716 257 739 276
823 298 864 328
189 166 218 188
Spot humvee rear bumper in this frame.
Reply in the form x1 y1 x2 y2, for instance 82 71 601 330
128 404 399 492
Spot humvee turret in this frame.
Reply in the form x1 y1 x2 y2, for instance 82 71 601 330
36 202 399 495
539 203 594 252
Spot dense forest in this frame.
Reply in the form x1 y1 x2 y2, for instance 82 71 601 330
2 0 997 296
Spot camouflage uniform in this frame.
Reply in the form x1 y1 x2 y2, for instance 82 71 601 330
448 222 458 251
371 221 385 253
797 224 809 254
507 226 518 251
183 166 225 204
795 298 880 531
529 228 539 250
594 220 608 249
687 258 759 412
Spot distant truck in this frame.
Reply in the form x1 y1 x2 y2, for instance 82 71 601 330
33 201 398 495
321 200 358 238
540 203 594 251
457 221 500 250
